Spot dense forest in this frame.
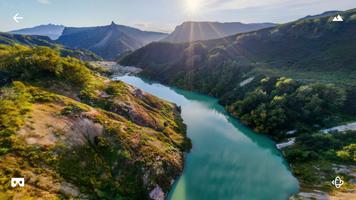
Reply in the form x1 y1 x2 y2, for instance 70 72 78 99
120 8 356 137
228 77 347 136
121 8 356 84
120 8 356 194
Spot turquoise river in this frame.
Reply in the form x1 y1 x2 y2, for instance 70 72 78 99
114 75 299 200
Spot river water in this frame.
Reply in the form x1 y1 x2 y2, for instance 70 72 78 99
113 75 299 200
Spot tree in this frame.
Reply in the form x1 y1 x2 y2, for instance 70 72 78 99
337 144 356 162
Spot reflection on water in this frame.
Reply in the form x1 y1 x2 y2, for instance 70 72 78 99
113 75 299 200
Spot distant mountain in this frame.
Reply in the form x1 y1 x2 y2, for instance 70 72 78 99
57 22 168 60
161 21 277 43
0 32 101 61
300 10 341 20
10 24 65 40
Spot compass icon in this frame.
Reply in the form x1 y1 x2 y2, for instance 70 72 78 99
332 176 344 188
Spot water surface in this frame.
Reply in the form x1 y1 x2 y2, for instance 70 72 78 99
114 75 299 200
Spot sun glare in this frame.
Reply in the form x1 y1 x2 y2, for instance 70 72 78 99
185 0 202 14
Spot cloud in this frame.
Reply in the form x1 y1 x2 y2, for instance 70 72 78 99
37 0 50 4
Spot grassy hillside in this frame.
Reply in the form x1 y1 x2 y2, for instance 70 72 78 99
0 45 190 199
0 32 56 47
0 32 102 61
120 8 356 136
120 8 356 86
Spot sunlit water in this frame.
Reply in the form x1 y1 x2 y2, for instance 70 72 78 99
113 75 299 200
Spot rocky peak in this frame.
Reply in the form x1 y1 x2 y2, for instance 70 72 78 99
110 21 117 27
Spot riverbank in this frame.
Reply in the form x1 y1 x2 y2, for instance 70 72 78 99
275 123 356 199
322 122 356 133
89 61 142 76
105 63 355 199
113 75 299 200
0 47 191 199
283 130 356 199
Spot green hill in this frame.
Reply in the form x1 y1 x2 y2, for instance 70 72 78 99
119 9 356 195
120 8 356 86
0 32 102 61
120 8 356 136
0 32 55 47
0 45 190 199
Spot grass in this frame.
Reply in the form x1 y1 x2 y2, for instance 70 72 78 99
0 82 32 138
0 84 188 198
0 44 191 199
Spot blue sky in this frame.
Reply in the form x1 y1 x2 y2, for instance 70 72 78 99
1 0 355 32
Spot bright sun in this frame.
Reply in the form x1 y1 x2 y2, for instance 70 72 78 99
185 0 202 14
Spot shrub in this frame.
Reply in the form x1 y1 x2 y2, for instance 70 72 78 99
337 144 356 162
0 46 95 88
0 82 32 136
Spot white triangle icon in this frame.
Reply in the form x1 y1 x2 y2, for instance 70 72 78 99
332 15 343 22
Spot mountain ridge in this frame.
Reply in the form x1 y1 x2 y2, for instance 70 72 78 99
0 32 102 61
300 10 341 20
161 21 277 43
119 8 356 135
119 10 356 195
10 24 65 40
121 8 356 86
57 22 168 60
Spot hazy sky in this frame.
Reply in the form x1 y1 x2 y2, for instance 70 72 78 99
1 0 355 32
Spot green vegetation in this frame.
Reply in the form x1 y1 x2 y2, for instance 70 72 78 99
0 45 94 85
0 32 102 61
119 8 356 195
0 82 31 136
228 77 346 137
0 45 190 199
285 131 356 192
0 32 55 47
337 144 356 162
0 82 32 155
119 8 356 138
120 9 356 86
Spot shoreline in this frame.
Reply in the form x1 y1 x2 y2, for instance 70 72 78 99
105 64 355 200
89 61 142 76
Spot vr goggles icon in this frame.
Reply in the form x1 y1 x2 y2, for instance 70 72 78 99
11 178 25 188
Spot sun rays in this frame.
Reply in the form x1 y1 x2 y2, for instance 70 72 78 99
185 0 203 14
